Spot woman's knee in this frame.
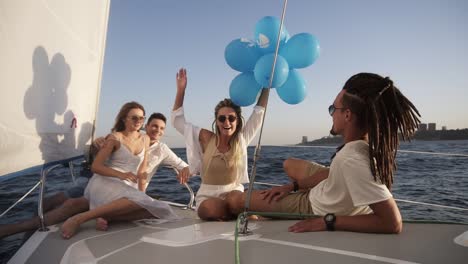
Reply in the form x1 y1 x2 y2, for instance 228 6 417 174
225 191 244 215
197 199 229 221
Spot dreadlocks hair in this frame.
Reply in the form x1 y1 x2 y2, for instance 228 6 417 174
342 73 421 189
212 99 244 168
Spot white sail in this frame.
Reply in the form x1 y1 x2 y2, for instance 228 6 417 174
0 0 110 178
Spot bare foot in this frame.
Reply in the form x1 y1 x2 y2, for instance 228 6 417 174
248 215 259 221
61 216 81 239
95 218 108 231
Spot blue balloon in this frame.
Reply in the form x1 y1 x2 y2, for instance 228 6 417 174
229 72 263 106
225 38 261 72
276 69 307 104
254 54 289 88
280 33 320 69
255 16 288 54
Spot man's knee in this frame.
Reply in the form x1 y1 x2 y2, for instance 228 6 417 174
63 197 89 212
283 158 299 176
283 158 292 171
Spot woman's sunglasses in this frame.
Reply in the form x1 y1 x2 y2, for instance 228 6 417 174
217 115 237 123
128 115 146 122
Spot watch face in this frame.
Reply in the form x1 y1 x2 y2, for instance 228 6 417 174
325 214 334 221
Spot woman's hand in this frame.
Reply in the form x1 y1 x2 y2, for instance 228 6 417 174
176 68 187 93
137 171 148 192
173 68 187 111
177 166 191 184
118 172 138 183
260 184 294 203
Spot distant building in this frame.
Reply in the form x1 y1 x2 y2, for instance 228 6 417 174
442 126 447 131
302 136 308 144
418 123 427 131
428 123 436 131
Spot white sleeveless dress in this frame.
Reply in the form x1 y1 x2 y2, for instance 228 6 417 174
84 138 180 220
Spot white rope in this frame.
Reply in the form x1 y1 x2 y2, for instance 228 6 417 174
272 144 468 157
244 0 289 211
394 199 468 211
397 149 468 157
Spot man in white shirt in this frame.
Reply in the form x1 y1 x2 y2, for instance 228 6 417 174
228 73 420 234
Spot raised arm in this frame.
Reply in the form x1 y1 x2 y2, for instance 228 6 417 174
241 88 269 144
91 135 138 183
173 68 187 111
256 87 269 108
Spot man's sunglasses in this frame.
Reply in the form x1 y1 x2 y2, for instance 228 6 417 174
217 115 237 123
328 104 345 116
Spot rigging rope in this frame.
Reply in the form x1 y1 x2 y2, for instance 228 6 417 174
288 145 468 157
241 0 289 233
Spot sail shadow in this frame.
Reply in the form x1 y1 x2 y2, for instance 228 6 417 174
23 46 82 164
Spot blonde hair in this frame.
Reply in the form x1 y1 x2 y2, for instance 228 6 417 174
212 99 244 170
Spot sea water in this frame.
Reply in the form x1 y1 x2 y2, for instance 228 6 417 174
1 140 467 262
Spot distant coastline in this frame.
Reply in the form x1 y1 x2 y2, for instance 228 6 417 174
298 128 468 145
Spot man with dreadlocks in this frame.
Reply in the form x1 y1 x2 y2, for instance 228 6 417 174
228 73 420 233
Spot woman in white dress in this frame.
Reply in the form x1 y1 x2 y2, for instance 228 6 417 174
61 102 179 239
171 68 269 221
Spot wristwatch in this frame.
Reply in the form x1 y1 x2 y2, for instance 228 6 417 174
324 213 336 231
292 181 299 192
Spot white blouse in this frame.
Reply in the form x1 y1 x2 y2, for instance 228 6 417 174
171 105 265 184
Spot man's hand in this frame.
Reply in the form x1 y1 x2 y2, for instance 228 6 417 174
177 167 190 184
93 137 106 150
288 218 326 233
260 184 293 203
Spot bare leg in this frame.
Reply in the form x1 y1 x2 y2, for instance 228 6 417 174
61 198 151 239
95 209 154 231
42 192 68 212
284 158 329 190
223 159 328 218
197 198 234 221
283 158 315 181
0 197 89 239
226 190 278 216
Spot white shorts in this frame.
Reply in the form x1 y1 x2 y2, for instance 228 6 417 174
195 182 244 210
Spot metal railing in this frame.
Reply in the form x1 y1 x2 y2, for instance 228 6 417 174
164 167 195 210
0 161 197 230
0 158 82 232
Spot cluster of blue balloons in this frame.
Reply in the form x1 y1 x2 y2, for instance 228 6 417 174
225 16 320 106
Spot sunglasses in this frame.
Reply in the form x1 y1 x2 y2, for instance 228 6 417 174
328 104 345 116
217 115 237 123
128 115 146 122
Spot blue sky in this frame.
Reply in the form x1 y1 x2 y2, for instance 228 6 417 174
97 0 468 147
